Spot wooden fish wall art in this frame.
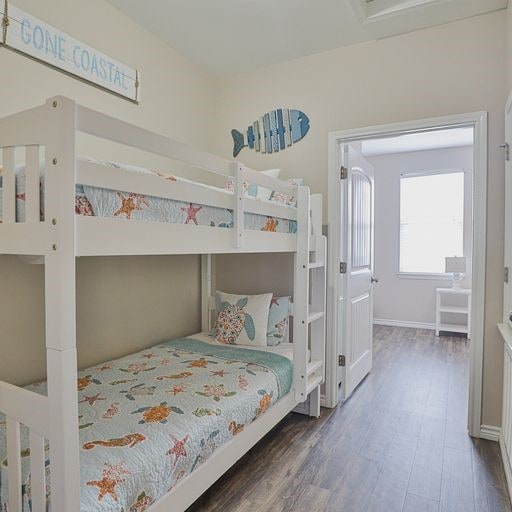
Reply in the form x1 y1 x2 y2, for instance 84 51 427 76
231 109 310 157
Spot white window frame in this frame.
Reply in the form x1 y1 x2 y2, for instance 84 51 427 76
397 168 467 279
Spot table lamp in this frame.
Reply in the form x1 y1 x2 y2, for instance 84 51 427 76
445 256 466 289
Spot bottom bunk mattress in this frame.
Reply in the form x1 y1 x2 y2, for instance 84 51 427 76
0 335 293 511
0 158 297 234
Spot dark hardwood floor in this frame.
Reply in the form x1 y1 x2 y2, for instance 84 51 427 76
188 326 511 512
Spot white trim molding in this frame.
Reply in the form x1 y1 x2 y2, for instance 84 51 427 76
480 424 501 442
396 272 452 281
373 319 435 331
327 111 488 439
500 435 512 502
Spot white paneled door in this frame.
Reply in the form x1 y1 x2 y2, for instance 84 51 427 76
340 144 375 398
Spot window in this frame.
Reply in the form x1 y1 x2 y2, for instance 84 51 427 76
351 171 372 270
399 171 464 274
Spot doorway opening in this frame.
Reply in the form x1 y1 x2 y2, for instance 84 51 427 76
327 113 487 438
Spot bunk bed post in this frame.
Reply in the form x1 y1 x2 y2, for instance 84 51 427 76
43 96 81 511
310 194 323 238
231 161 244 248
201 254 213 331
293 186 311 402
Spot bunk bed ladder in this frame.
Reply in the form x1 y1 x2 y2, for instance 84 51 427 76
292 186 310 404
294 193 327 417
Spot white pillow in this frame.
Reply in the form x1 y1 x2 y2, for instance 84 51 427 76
225 168 281 201
215 291 272 347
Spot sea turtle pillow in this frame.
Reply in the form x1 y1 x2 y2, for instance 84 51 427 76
267 296 290 346
215 291 272 347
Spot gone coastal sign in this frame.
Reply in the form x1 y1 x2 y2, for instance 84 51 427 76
1 3 140 102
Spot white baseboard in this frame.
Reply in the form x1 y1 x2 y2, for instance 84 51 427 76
373 318 435 330
480 424 501 442
499 435 512 503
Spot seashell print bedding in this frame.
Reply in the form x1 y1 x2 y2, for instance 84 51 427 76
0 337 292 511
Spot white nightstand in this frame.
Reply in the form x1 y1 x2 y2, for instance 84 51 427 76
435 288 472 338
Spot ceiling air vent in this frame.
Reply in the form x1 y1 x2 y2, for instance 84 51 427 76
349 0 507 38
352 0 437 21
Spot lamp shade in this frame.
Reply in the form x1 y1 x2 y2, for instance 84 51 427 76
445 256 466 273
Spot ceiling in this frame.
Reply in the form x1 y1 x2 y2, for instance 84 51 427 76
107 0 507 75
361 127 474 156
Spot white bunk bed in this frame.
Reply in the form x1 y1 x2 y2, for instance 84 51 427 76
0 96 326 512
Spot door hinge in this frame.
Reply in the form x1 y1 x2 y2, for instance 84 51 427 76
505 267 509 284
500 143 510 162
340 262 347 274
340 166 348 180
338 355 346 367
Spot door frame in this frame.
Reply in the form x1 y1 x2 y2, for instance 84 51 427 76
503 91 512 328
326 111 488 439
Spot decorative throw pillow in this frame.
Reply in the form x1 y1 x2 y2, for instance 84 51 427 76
215 291 272 347
270 177 304 207
225 168 280 202
267 296 290 346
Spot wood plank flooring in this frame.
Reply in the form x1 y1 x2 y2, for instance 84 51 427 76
187 326 511 512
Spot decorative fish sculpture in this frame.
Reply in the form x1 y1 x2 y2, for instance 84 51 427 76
231 109 310 157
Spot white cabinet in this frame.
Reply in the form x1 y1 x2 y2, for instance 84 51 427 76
435 287 472 338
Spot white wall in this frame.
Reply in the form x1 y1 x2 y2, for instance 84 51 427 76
369 146 473 326
0 0 215 385
214 12 507 427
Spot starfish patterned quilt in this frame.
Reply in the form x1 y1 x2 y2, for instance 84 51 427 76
0 337 293 511
0 158 297 234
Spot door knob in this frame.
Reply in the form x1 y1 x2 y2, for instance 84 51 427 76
371 276 379 283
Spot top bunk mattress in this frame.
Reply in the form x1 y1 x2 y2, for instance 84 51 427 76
0 158 298 234
0 332 294 511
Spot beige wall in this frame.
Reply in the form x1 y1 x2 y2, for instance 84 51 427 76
1 255 202 385
214 12 507 427
0 0 215 385
216 254 294 298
